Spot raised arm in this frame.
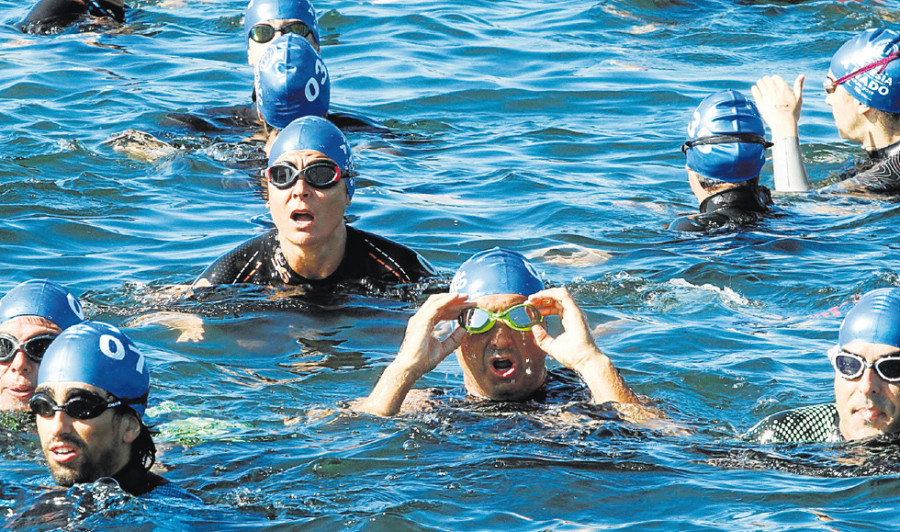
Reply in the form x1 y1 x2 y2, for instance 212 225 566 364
752 74 811 192
527 287 640 406
357 293 473 416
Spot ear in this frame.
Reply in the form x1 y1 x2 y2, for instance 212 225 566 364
857 101 872 116
119 412 141 444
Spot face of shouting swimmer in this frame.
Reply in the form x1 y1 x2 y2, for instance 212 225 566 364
0 316 60 411
834 340 900 440
456 293 548 401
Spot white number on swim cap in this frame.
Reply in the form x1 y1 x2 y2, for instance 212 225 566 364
99 334 126 361
305 77 319 102
67 293 84 320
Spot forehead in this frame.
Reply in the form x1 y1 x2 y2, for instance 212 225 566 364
0 316 61 339
474 293 527 311
273 149 331 166
841 340 900 358
36 381 109 399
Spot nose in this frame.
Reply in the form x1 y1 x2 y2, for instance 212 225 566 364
291 175 311 198
857 366 882 394
8 350 36 374
487 323 516 351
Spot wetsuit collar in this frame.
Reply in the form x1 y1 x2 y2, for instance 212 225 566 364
699 185 771 214
111 459 157 496
868 139 900 162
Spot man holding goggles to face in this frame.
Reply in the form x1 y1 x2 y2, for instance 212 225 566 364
753 28 900 195
358 248 644 416
193 116 435 290
0 280 83 413
746 288 900 443
32 321 196 499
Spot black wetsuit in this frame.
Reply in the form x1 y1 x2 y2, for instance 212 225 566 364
821 141 900 195
195 226 436 289
669 185 773 233
111 460 198 500
743 403 842 444
21 0 124 34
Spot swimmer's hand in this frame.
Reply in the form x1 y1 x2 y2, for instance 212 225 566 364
130 311 206 343
751 74 805 140
528 287 641 406
357 293 472 416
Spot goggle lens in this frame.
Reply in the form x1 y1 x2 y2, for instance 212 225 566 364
458 304 543 334
831 351 900 383
267 162 341 190
249 21 312 44
29 391 121 420
0 333 58 364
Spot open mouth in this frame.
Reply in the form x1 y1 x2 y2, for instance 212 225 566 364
49 443 79 463
490 357 516 379
290 211 314 223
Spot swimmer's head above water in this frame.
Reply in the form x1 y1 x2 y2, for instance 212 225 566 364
0 280 83 411
255 34 330 130
827 29 900 115
830 287 900 440
245 0 321 66
267 115 355 199
450 248 548 401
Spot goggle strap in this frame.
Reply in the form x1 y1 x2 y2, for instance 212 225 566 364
682 133 773 153
833 50 900 87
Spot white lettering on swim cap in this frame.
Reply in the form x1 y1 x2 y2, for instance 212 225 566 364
67 293 84 320
305 59 328 102
99 334 125 361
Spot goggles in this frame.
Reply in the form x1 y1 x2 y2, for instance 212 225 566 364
0 333 58 364
266 161 342 190
828 345 900 383
681 133 772 154
824 50 900 95
458 303 543 334
29 390 123 420
249 21 313 44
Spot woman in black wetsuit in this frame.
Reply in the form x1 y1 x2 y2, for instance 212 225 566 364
193 116 435 290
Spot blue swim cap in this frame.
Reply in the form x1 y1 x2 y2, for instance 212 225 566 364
830 28 900 113
0 280 84 330
38 322 150 418
839 288 900 348
255 34 330 129
244 0 320 47
684 90 768 183
268 115 356 199
450 248 544 300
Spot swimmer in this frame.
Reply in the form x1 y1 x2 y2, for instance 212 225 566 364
32 321 196 499
193 115 436 289
255 34 330 155
357 248 650 417
244 0 320 68
746 288 900 443
753 28 900 195
0 280 83 412
670 90 774 233
21 0 125 34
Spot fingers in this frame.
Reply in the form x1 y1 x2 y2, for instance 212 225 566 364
530 322 553 352
412 293 475 328
441 325 467 355
793 73 805 101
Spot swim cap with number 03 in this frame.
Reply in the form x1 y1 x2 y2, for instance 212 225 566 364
684 90 768 183
830 28 900 113
255 33 330 129
244 0 320 47
39 321 151 417
839 287 900 349
450 247 544 300
268 115 355 199
0 279 84 330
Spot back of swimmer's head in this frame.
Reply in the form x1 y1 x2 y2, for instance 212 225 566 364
244 0 320 49
255 34 330 129
839 287 900 349
38 321 150 418
268 116 355 199
830 28 900 114
450 247 544 300
684 89 768 183
0 279 84 330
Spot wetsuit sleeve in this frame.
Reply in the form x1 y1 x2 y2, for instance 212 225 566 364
193 234 270 286
668 215 707 232
743 403 841 444
821 155 900 195
21 0 124 33
771 137 811 192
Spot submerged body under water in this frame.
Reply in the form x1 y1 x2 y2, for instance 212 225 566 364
4 0 900 529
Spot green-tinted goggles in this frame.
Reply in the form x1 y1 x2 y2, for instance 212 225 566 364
458 303 543 334
249 21 312 44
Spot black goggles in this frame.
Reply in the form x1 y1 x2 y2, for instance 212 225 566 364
828 346 900 383
249 21 313 44
0 333 58 364
458 303 543 334
266 161 342 190
681 133 773 154
29 390 123 420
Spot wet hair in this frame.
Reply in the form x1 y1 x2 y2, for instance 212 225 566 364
115 405 156 472
697 175 759 191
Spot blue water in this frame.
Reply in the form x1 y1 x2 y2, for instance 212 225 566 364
4 0 900 529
